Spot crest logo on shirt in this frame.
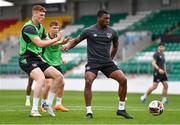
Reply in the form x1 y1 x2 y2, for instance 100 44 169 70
157 79 160 82
106 33 112 38
93 34 97 37
32 63 38 68
86 66 90 70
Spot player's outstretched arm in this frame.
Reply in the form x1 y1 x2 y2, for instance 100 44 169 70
62 37 82 51
54 37 71 45
31 36 60 47
61 37 71 45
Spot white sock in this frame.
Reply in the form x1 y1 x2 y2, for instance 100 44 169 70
86 106 93 114
118 101 125 110
142 93 147 99
56 97 62 105
26 95 30 101
46 92 56 106
162 97 167 102
32 97 39 111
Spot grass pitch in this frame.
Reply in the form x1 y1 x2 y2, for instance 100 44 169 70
0 90 180 124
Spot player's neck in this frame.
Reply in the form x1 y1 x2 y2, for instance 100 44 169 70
158 50 163 54
97 23 107 30
31 18 40 27
49 32 56 39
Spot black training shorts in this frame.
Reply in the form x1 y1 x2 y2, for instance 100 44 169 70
19 54 50 75
53 65 63 74
153 72 168 83
85 61 119 77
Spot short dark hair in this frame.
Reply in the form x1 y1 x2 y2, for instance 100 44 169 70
158 42 165 47
97 9 109 17
50 20 59 27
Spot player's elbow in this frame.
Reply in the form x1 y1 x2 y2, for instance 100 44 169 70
112 47 118 51
151 62 153 66
151 61 155 66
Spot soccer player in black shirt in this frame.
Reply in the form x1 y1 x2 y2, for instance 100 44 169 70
140 43 168 104
63 10 133 119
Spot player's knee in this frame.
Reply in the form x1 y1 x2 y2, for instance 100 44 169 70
55 74 64 82
46 82 51 88
119 77 127 86
85 78 93 85
61 82 65 87
39 77 45 83
164 84 168 89
123 77 127 83
37 78 46 87
152 85 158 89
59 80 65 88
58 80 64 88
85 79 93 89
57 76 64 88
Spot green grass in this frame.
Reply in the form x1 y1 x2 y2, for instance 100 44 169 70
0 90 180 124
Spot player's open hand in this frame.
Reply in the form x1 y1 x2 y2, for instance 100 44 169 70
57 30 64 40
62 59 68 64
61 37 71 45
61 45 69 52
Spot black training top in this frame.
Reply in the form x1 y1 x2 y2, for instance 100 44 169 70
153 51 166 72
79 24 118 63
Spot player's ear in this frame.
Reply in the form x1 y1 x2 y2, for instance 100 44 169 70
32 13 36 18
97 17 100 22
34 11 39 17
97 18 101 22
32 10 36 16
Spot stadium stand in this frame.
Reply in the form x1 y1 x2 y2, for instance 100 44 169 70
0 19 17 41
119 40 180 81
70 13 127 38
1 9 180 81
0 16 71 41
127 9 180 39
112 11 151 31
117 9 180 81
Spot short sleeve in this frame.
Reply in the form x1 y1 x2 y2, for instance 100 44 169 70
153 53 158 61
23 25 38 40
79 28 89 41
112 30 118 43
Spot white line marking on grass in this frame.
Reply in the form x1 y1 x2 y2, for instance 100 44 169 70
0 109 29 112
0 105 173 109
0 105 180 112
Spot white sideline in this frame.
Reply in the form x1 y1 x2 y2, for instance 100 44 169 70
0 75 180 94
0 105 180 111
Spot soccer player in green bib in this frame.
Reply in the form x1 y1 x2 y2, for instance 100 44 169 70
19 5 65 117
25 21 69 112
42 21 69 112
